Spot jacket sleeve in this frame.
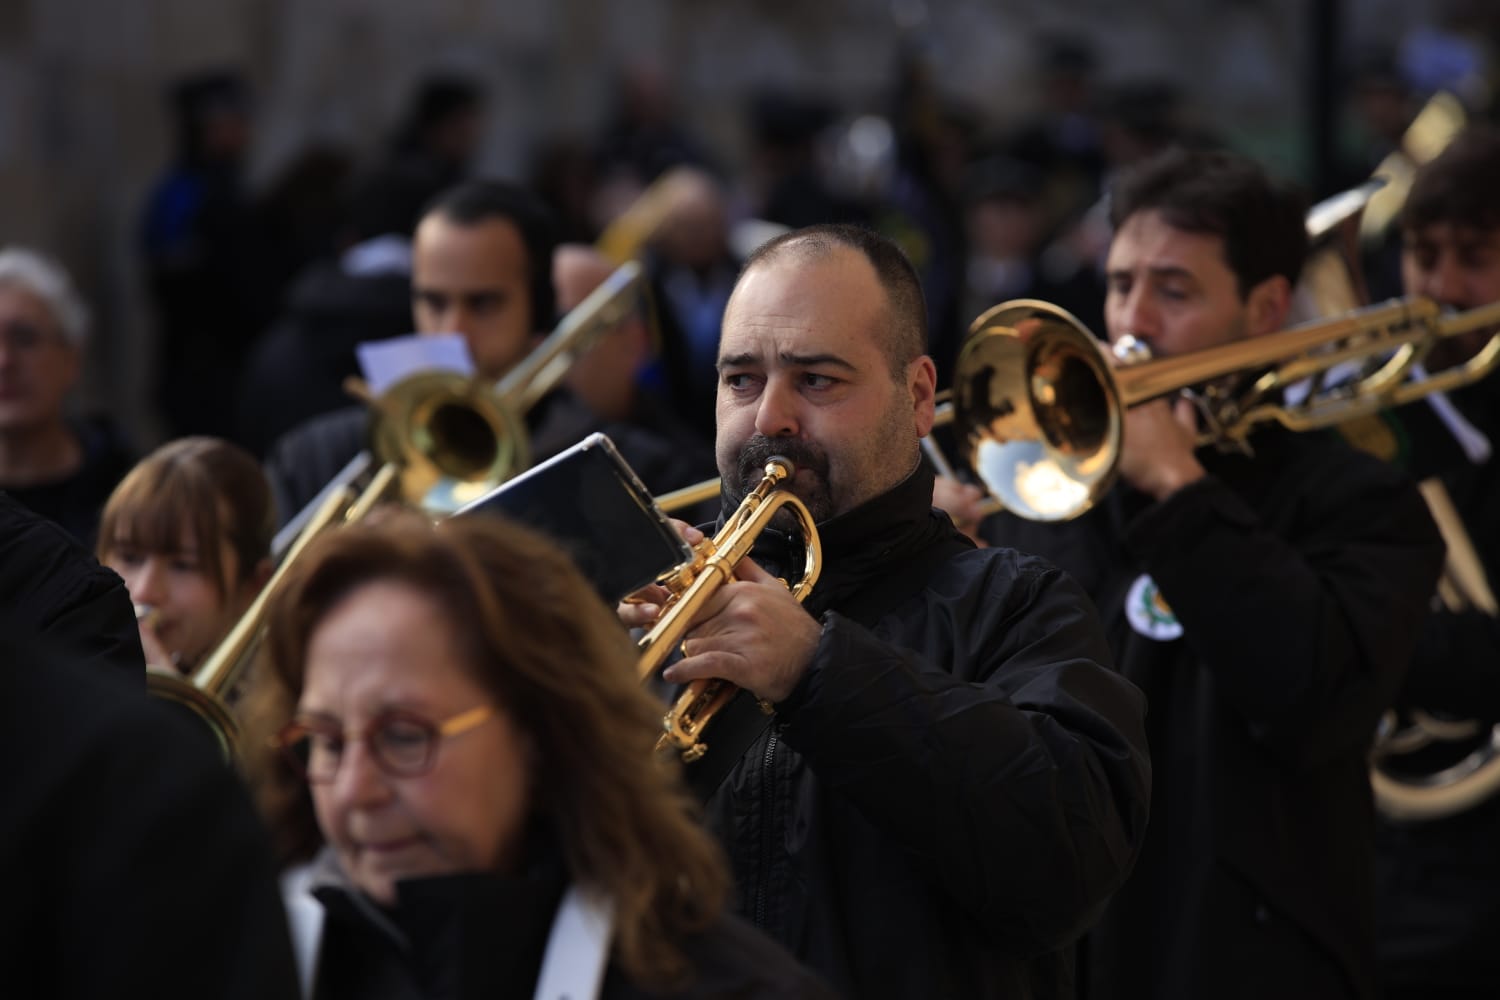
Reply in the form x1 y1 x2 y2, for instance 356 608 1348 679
8 644 300 1000
0 494 145 678
776 554 1151 953
1124 448 1445 764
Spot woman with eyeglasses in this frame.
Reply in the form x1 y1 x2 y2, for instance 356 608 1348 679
242 509 834 1000
97 436 274 675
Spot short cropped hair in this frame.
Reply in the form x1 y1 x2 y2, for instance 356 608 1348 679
421 179 558 332
0 247 90 346
1109 148 1308 298
743 223 928 376
1402 126 1500 235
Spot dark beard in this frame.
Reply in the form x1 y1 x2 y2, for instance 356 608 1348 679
726 434 833 523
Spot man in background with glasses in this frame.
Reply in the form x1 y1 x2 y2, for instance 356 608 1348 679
0 247 134 545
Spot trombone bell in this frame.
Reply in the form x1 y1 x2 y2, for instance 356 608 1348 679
950 294 1500 524
367 369 530 513
954 300 1121 521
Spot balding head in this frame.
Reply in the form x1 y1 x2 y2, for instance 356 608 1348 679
741 224 928 379
554 244 619 315
552 243 650 421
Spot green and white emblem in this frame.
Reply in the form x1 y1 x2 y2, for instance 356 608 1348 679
1126 573 1183 641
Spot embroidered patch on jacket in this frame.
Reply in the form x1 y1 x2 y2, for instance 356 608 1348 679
1125 573 1183 641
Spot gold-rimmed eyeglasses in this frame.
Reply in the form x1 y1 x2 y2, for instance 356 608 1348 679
273 704 494 783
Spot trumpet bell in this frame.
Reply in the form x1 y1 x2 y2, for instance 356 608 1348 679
954 300 1121 521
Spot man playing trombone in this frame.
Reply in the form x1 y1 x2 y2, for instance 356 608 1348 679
980 148 1444 999
264 180 713 525
624 223 1151 998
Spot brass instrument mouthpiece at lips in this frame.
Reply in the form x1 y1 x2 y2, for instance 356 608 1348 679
640 450 822 762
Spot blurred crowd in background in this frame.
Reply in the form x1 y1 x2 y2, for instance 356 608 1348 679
2 0 1498 526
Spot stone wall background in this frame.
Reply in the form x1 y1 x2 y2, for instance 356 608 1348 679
0 0 1484 442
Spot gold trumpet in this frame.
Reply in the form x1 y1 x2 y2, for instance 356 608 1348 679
948 295 1500 522
638 457 821 762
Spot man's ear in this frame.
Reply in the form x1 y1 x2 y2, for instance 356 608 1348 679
1245 274 1292 338
910 355 938 437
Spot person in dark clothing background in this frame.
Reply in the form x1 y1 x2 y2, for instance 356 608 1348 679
1358 125 1500 1000
957 154 1105 340
384 73 485 200
0 247 133 547
622 223 1151 998
142 69 279 440
980 148 1445 999
236 162 449 458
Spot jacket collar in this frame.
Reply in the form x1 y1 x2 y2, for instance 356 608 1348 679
307 844 565 970
726 457 963 616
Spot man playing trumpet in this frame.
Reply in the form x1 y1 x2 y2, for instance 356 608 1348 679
625 223 1151 999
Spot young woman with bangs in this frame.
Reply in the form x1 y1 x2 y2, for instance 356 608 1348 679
97 436 274 675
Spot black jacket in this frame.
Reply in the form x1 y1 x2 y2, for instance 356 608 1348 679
0 491 143 677
1356 378 1500 992
301 848 836 1000
236 261 414 458
1362 378 1500 717
985 426 1444 1000
1 415 135 548
699 461 1151 999
0 635 298 999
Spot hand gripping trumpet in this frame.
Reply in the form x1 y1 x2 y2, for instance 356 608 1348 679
636 457 822 763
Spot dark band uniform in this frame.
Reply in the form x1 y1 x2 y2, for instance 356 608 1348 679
701 461 1152 999
1353 378 1500 997
986 425 1443 999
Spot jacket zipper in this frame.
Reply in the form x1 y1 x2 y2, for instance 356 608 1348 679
751 725 780 928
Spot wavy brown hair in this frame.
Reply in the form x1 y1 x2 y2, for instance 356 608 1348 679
242 508 729 989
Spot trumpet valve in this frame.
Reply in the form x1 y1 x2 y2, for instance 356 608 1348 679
659 677 745 763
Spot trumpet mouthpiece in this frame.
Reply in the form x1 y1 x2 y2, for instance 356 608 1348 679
766 456 796 478
134 603 159 627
